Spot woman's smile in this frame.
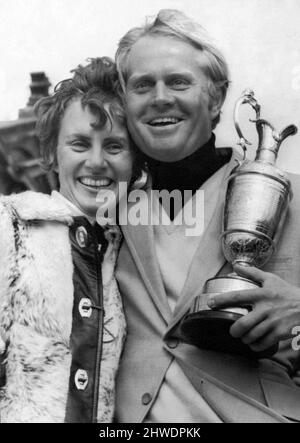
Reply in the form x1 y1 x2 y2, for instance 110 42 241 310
57 99 133 218
77 176 115 192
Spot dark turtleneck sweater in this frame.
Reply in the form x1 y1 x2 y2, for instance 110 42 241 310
145 135 232 219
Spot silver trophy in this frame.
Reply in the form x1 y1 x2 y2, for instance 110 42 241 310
179 89 298 357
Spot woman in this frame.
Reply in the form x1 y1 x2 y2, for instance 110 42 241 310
0 57 138 423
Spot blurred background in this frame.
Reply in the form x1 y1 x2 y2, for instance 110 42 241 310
0 0 299 194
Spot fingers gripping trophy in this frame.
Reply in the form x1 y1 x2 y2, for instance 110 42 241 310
180 89 298 358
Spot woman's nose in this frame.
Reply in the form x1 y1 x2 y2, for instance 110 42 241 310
85 144 107 170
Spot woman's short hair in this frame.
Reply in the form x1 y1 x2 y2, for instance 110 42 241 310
35 57 126 170
116 9 230 129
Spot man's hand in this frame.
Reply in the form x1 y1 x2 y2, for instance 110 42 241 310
207 265 300 352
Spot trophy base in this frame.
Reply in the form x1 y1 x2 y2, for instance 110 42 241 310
179 309 278 359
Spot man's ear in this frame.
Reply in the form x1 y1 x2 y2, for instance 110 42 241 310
209 90 224 120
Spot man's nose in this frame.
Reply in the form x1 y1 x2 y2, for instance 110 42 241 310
85 144 106 170
151 82 174 108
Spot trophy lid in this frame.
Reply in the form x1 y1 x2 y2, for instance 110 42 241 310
234 89 297 170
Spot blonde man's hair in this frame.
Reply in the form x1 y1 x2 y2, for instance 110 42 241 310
116 9 230 129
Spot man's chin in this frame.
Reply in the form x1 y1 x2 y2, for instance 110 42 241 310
144 147 186 162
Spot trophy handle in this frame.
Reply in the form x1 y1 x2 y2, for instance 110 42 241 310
251 120 298 164
278 124 298 143
234 89 261 159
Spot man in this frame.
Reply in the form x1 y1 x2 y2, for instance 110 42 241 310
115 9 300 423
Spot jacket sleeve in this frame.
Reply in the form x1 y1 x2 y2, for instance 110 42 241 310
0 199 16 359
0 327 6 389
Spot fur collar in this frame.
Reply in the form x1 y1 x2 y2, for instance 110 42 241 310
4 191 74 225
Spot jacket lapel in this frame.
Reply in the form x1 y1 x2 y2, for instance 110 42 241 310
120 150 239 327
119 187 172 323
170 154 239 329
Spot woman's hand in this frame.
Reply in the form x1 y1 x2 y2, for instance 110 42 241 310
207 264 300 352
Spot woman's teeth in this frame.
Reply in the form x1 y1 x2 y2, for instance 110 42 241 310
79 177 112 188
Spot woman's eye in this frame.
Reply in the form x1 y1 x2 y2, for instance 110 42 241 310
70 141 88 150
106 144 123 154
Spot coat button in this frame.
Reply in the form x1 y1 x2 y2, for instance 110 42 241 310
166 338 179 349
74 369 89 390
76 226 88 248
78 298 92 318
141 393 152 405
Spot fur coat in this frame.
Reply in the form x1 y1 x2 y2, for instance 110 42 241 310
0 191 125 423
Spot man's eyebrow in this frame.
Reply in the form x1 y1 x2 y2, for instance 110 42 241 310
167 71 194 78
127 73 152 83
128 71 194 82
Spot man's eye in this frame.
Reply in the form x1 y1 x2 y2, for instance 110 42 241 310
170 78 189 89
134 81 151 92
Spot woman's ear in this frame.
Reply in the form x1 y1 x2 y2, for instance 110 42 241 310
52 152 59 173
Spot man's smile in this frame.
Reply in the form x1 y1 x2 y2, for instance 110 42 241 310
147 116 183 127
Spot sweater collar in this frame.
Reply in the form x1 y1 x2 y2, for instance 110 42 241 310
145 134 232 193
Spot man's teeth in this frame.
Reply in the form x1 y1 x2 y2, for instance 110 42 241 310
149 117 180 126
80 178 112 187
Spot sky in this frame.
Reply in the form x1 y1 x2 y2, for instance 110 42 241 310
0 0 300 171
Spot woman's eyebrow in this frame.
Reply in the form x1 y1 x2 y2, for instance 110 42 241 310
65 133 91 142
104 135 128 144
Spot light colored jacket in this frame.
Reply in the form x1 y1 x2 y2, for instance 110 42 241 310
0 191 124 423
116 153 300 423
